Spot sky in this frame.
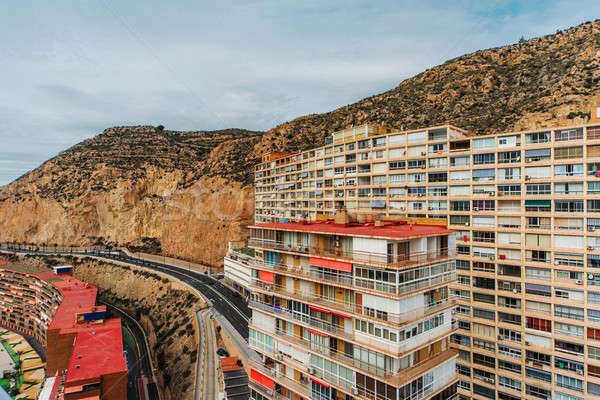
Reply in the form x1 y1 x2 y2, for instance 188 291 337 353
1 1 599 185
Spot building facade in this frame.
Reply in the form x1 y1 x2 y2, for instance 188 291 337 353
243 212 459 399
249 109 600 400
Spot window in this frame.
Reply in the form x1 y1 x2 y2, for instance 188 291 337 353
473 307 495 320
526 183 551 195
498 151 521 163
588 327 600 341
498 184 520 195
498 327 521 343
555 305 584 321
526 367 552 383
473 338 495 351
556 374 583 392
555 146 583 159
472 200 494 211
526 384 551 400
589 199 600 212
555 128 583 141
498 344 521 359
499 376 522 392
389 161 406 170
499 359 521 374
473 137 495 150
526 350 551 366
526 131 551 144
473 353 495 368
473 153 495 165
525 149 551 162
526 317 551 332
555 200 583 212
554 163 584 177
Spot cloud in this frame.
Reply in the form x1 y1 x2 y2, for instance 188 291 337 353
0 0 599 185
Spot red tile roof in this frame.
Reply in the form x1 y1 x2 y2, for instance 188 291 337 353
65 318 127 383
249 221 453 240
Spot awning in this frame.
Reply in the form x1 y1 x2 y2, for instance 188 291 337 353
524 200 551 207
310 377 329 388
250 368 275 391
332 311 351 319
259 270 274 284
309 305 330 314
472 169 494 177
310 257 352 272
308 328 328 337
526 149 551 157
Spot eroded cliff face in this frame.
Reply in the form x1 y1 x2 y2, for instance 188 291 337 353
1 21 599 264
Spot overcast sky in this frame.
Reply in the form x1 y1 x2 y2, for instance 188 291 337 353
1 1 599 185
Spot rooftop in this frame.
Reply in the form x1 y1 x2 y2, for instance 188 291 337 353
65 318 127 383
249 221 453 241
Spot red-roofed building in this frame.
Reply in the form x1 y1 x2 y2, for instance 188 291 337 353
0 264 127 400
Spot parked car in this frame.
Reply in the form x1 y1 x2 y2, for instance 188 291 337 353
216 348 229 358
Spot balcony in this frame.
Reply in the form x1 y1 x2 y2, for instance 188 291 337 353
248 238 455 269
243 256 456 297
250 278 456 325
248 356 311 399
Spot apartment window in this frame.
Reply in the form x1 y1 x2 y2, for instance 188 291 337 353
473 137 495 150
499 312 521 325
498 151 521 163
527 350 551 366
358 139 370 149
498 264 520 277
498 376 522 392
526 317 551 332
555 200 583 212
388 161 405 170
589 199 600 212
472 200 494 211
472 262 494 273
555 146 583 160
525 148 551 162
588 162 600 175
556 374 583 392
456 364 471 377
554 163 584 177
458 275 470 286
407 159 425 169
473 353 495 368
498 359 521 374
555 182 583 194
526 131 551 144
526 283 551 297
473 307 495 320
589 309 600 323
498 167 520 180
555 305 584 321
588 327 600 341
473 153 495 165
428 172 448 182
429 143 446 153
372 175 386 185
555 128 583 141
498 184 520 195
498 344 521 359
555 393 584 400
526 367 552 383
498 296 520 309
473 277 495 290
498 327 521 343
373 137 386 147
428 186 447 197
473 338 495 351
526 183 552 195
555 322 583 337
589 345 600 360
589 182 600 194
450 201 470 211
526 384 551 400
472 231 495 243
526 267 551 280
429 158 448 168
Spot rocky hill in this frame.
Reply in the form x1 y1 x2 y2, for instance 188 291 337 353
1 20 599 265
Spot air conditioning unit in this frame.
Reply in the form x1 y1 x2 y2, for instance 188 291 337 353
421 152 427 156
577 369 584 375
421 165 426 169
525 176 531 180
352 386 359 395
488 192 495 197
589 246 595 251
276 353 283 360
591 227 597 232
473 207 479 211
464 222 470 226
525 341 532 346
484 377 494 384
590 273 595 280
498 335 503 340
576 279 583 285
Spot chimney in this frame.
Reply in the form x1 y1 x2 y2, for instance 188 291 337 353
592 104 600 124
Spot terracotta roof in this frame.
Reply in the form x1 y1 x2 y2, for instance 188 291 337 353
249 221 453 240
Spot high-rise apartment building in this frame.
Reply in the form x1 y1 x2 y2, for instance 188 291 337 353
244 217 458 400
248 108 600 400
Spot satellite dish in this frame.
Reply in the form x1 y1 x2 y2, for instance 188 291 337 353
589 273 595 280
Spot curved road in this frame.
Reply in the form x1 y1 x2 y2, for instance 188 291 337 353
1 246 251 339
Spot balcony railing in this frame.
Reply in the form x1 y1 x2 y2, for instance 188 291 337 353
248 238 455 269
250 278 456 325
232 252 456 297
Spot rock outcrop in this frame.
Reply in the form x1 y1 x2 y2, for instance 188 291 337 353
1 21 600 265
